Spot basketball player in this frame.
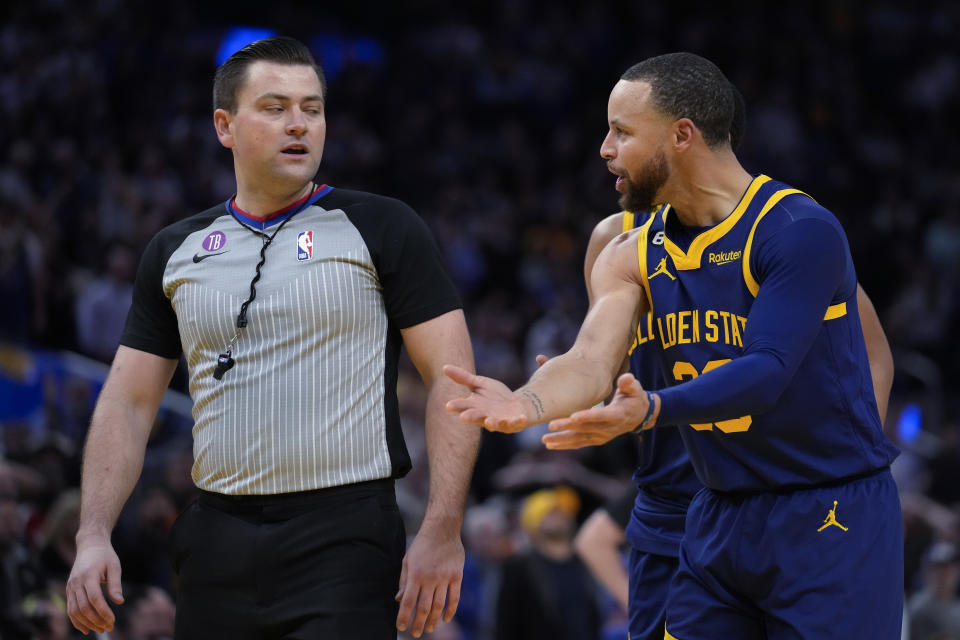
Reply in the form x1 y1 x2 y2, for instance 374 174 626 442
445 52 902 639
575 85 893 639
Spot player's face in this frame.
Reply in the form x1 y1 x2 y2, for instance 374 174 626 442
600 80 673 212
216 61 326 193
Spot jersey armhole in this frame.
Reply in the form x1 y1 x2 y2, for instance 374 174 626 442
741 188 806 296
741 189 849 321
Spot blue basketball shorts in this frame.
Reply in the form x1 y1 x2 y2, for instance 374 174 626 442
628 548 678 640
665 469 903 640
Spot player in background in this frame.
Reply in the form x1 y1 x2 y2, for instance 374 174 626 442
573 486 633 613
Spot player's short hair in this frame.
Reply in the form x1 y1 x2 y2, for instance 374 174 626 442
213 36 326 113
622 52 736 149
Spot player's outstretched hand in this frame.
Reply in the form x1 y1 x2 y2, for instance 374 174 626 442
395 524 465 638
542 373 655 450
66 542 124 635
443 364 534 433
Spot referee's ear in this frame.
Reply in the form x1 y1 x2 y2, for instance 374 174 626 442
214 108 235 149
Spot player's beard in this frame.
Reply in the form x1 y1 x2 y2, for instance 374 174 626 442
619 148 669 213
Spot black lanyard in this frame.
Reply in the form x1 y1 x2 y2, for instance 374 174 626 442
213 185 318 381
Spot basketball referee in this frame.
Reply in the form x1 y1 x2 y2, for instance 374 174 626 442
65 37 480 640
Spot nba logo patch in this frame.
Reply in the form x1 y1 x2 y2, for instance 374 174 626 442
297 231 314 261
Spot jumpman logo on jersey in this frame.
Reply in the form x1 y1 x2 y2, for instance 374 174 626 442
649 257 676 281
817 500 849 532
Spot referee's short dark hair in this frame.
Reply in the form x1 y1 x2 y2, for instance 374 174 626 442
213 36 327 113
622 52 736 149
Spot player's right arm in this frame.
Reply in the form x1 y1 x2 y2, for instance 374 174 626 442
66 346 177 636
445 231 648 431
584 213 627 306
584 213 633 389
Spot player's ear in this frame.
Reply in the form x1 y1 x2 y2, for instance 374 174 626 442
673 118 696 152
214 109 235 149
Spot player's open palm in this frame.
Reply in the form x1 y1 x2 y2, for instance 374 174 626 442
66 542 124 635
442 364 532 432
395 526 465 638
543 373 651 449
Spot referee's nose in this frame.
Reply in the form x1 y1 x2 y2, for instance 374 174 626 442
286 108 308 136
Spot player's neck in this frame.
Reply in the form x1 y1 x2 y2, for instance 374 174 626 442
665 155 753 228
233 181 315 220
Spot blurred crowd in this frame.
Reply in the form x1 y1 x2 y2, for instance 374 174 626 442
1 0 959 638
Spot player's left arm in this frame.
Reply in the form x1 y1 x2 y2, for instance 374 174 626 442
397 309 480 638
554 216 848 439
857 284 893 423
652 216 849 426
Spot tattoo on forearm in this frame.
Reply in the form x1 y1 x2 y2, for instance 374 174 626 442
519 390 545 421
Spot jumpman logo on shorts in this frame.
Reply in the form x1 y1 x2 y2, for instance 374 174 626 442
817 500 848 532
650 257 676 281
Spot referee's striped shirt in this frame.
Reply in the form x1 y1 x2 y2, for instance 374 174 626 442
120 185 461 495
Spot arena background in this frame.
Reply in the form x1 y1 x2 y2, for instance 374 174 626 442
1 1 958 638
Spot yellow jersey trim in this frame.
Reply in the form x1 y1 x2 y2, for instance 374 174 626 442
741 188 846 321
662 175 771 271
665 629 680 640
637 209 658 315
824 301 847 320
741 188 806 296
622 211 635 233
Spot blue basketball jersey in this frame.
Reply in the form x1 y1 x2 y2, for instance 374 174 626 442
636 175 898 492
623 209 703 556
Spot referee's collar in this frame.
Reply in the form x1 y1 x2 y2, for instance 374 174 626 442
226 184 333 229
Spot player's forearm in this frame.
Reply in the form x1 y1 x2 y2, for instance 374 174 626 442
76 396 155 547
421 378 481 533
516 349 614 423
657 351 788 425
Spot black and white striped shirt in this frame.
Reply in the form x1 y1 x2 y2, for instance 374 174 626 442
120 186 461 495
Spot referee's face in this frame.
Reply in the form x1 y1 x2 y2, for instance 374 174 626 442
216 61 326 195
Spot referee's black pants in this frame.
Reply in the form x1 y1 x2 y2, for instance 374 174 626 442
168 479 405 639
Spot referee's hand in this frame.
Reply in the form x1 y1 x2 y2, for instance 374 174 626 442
395 523 464 637
66 541 124 635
